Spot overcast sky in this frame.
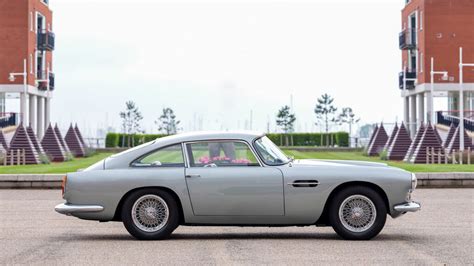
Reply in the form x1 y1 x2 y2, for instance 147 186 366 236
48 0 413 137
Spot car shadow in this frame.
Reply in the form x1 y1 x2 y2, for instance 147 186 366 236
53 232 424 242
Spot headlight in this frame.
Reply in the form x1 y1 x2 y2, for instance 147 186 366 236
411 173 417 190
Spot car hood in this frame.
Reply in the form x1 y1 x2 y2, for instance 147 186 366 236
291 159 389 168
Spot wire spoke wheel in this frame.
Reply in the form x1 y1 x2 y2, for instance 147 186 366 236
131 194 169 233
338 194 377 233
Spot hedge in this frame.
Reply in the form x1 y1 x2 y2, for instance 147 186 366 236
106 132 349 148
106 133 168 148
266 132 349 147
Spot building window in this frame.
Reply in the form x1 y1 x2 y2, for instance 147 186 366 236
41 0 49 5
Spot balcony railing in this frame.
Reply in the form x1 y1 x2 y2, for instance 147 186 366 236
0 112 18 128
437 111 474 132
398 70 417 90
37 30 55 51
399 28 416 50
49 72 55 91
37 72 55 91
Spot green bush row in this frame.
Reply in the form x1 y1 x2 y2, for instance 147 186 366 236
106 133 168 148
266 132 349 147
106 132 349 148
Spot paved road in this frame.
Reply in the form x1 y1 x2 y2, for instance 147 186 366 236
0 189 472 265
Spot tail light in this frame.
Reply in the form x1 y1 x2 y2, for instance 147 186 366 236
61 175 67 197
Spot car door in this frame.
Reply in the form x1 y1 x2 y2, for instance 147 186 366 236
184 140 284 216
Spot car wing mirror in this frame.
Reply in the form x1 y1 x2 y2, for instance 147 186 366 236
204 163 217 168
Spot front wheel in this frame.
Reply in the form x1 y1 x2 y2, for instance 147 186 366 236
328 186 387 240
121 189 179 240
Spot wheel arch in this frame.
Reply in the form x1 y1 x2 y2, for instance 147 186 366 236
316 181 390 226
112 186 185 224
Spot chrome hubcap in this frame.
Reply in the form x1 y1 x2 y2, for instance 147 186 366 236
132 194 169 232
338 195 376 233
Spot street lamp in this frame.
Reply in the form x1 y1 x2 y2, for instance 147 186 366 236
459 47 474 151
8 59 27 125
429 57 448 124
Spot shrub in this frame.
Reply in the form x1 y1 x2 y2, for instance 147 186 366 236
84 147 96 158
64 152 74 162
379 149 388 161
105 133 119 148
38 153 51 164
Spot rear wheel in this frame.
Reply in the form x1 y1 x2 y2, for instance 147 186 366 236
121 189 179 240
328 186 387 240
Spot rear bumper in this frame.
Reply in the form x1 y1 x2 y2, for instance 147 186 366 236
55 203 104 216
394 201 421 212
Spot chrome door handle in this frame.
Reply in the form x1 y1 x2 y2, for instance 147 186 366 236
185 174 201 178
287 180 319 187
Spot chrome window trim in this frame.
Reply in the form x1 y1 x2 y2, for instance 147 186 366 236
129 143 186 168
183 139 264 168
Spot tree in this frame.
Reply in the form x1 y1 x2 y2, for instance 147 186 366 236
276 105 296 146
336 107 360 146
119 101 143 147
156 108 181 135
276 105 296 133
314 94 337 133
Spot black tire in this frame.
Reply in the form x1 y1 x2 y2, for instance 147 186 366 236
121 188 179 240
328 186 387 240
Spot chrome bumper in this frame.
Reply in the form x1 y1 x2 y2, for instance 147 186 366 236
55 203 104 216
394 201 421 212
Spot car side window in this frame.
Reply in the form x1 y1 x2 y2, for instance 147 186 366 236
133 144 184 167
186 141 260 167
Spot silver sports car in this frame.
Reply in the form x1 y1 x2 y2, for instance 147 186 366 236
55 131 420 240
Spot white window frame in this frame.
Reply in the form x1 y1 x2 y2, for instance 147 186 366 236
35 12 46 34
420 11 423 31
420 53 423 73
29 12 33 32
29 54 33 74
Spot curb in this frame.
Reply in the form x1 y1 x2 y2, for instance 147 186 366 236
0 173 473 189
0 174 63 189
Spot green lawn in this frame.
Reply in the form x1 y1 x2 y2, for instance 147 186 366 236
1 150 473 174
283 150 474 173
0 153 113 174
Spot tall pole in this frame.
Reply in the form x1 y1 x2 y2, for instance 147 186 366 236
430 57 434 124
21 59 27 125
459 47 464 151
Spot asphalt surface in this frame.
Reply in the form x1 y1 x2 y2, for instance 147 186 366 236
0 189 472 265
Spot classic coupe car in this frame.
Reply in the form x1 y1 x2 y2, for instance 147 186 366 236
55 131 420 240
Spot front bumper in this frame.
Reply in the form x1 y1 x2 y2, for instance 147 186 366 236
394 201 421 212
55 203 104 216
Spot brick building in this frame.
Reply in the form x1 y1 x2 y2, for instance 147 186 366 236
399 0 474 136
0 0 54 138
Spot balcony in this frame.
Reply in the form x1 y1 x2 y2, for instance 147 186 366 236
0 113 18 129
37 72 55 91
399 70 417 89
37 31 55 51
399 28 416 50
437 111 474 132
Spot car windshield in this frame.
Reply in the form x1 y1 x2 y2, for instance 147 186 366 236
254 136 290 165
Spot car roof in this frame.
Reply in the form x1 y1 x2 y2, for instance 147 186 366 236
154 130 266 144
